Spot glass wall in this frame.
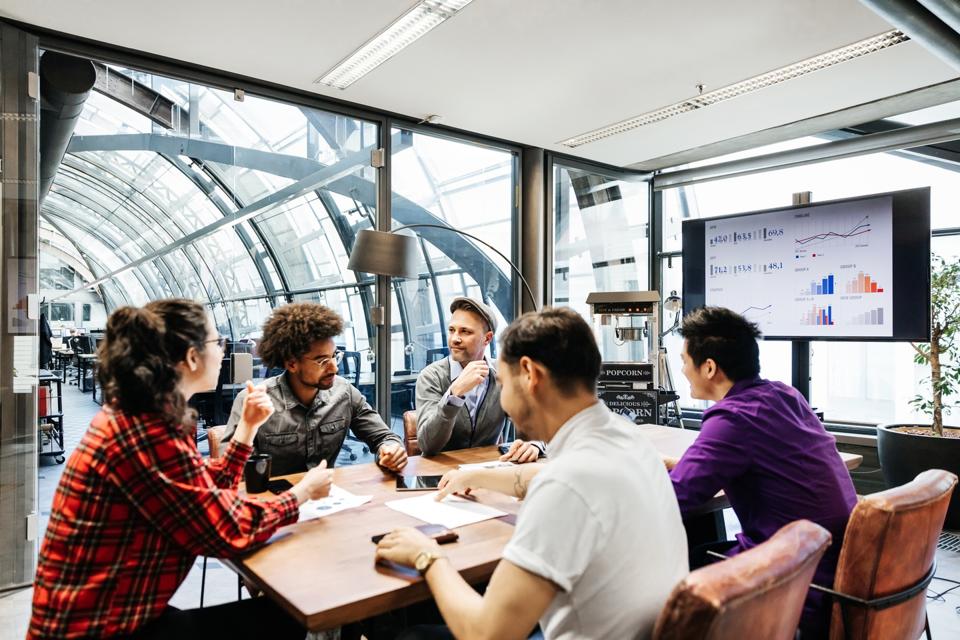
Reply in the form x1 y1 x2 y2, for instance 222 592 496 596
660 132 960 425
552 163 650 318
389 127 517 420
42 57 382 425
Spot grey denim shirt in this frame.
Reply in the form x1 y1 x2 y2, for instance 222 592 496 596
222 372 402 476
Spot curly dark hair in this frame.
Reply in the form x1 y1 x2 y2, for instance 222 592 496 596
257 302 344 370
680 306 762 382
499 306 601 393
97 298 209 431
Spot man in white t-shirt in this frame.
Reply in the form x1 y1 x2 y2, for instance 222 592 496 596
375 307 688 640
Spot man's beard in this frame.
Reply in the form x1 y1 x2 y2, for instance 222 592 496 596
301 371 336 391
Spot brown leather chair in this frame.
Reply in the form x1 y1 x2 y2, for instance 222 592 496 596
819 469 958 640
402 410 421 456
653 520 831 640
206 424 226 459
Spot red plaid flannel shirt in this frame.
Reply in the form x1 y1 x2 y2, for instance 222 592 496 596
28 409 299 639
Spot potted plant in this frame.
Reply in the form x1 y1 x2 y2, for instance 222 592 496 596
877 255 960 529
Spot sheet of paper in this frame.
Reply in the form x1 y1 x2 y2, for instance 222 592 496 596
385 493 508 529
298 484 372 523
458 460 516 471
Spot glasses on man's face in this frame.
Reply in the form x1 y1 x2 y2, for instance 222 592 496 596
313 350 344 369
205 335 229 350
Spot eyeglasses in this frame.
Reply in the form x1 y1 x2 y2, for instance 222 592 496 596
206 335 229 349
314 350 344 368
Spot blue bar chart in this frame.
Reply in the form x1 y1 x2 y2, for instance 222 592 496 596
805 274 834 295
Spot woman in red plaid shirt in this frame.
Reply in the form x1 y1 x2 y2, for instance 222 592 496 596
29 299 332 639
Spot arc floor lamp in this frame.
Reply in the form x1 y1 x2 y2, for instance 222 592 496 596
346 224 539 311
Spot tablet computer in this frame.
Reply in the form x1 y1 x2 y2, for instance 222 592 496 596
396 475 443 491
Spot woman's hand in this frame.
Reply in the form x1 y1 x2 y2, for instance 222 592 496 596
232 381 274 446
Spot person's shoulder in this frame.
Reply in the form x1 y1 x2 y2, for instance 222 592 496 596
417 359 449 385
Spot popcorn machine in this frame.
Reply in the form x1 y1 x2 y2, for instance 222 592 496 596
586 291 681 426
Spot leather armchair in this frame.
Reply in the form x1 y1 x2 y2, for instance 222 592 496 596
822 469 958 640
654 520 832 640
402 410 421 456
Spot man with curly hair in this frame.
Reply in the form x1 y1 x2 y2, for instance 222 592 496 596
223 302 406 475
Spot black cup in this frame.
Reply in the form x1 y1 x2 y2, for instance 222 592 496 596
244 453 272 494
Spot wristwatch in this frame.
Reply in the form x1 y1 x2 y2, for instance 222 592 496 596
414 550 444 575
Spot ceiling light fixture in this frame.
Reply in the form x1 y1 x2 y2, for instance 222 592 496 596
559 29 910 148
316 0 475 90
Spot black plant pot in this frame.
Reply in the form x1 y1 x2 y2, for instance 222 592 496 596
877 424 960 530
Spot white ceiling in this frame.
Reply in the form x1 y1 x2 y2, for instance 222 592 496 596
2 0 958 169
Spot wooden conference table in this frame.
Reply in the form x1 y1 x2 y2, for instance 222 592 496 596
231 427 863 632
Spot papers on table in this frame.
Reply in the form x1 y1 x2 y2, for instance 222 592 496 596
385 493 508 529
298 485 372 523
458 460 516 471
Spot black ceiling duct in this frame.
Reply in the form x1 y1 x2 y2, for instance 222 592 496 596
39 51 96 202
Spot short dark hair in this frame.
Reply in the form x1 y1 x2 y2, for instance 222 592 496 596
680 307 762 382
258 302 343 369
499 306 601 393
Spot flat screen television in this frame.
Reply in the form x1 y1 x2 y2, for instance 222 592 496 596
682 187 930 341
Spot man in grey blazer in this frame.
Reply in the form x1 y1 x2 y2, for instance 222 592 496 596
416 296 541 462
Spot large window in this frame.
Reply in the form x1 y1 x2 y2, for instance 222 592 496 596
552 163 650 317
660 130 960 425
390 128 517 386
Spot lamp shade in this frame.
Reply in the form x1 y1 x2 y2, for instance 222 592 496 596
347 229 421 278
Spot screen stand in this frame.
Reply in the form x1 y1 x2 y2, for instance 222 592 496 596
792 340 811 401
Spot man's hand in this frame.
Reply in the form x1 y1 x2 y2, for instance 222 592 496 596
662 455 680 471
378 442 408 472
375 527 440 568
291 460 333 504
499 439 540 464
436 468 478 501
232 381 275 446
449 360 489 397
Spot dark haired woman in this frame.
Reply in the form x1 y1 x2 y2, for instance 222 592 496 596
28 299 331 639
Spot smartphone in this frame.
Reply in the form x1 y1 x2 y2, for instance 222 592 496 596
498 443 546 459
266 478 294 494
371 523 459 544
396 475 443 491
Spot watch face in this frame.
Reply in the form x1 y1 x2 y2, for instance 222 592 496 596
415 552 429 572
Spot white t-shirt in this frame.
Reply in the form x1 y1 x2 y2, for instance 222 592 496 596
502 402 688 640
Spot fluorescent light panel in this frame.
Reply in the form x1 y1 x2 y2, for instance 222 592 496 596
559 29 911 148
316 0 474 89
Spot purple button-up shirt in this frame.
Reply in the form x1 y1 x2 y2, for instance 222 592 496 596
670 376 857 635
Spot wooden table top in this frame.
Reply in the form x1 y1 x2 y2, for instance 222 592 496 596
230 446 520 631
231 425 863 631
635 423 863 471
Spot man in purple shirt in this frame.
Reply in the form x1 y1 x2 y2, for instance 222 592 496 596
669 307 857 638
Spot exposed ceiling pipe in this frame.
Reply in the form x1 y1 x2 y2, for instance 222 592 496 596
39 51 96 202
917 0 960 34
859 0 960 71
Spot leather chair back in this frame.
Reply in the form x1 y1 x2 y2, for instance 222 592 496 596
207 425 226 460
654 520 831 640
403 410 421 456
829 469 957 640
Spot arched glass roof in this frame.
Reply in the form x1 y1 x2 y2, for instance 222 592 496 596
42 60 517 357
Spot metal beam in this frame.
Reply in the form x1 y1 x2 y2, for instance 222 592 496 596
52 138 380 300
69 133 327 179
91 62 188 133
654 116 960 189
860 0 960 71
63 131 511 312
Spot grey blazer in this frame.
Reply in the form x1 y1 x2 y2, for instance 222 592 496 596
415 357 507 456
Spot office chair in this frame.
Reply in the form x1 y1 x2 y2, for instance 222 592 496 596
426 347 449 364
338 350 368 463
